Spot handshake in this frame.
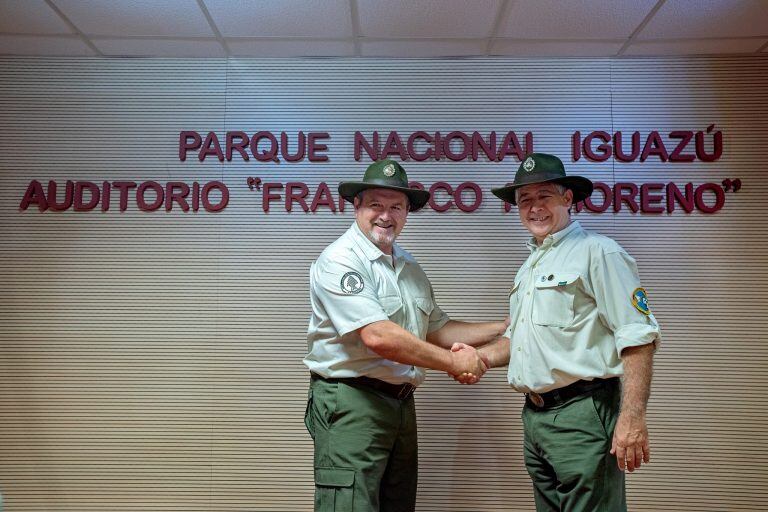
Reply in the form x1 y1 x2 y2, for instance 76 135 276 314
448 343 490 385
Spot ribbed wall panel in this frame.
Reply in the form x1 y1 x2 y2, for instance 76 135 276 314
1 56 767 510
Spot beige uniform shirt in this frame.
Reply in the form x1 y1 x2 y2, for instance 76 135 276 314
304 223 449 386
506 221 660 393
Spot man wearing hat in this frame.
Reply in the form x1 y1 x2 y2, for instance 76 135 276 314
304 159 508 512
474 153 660 511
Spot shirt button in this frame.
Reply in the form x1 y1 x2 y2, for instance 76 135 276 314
517 347 522 352
520 319 524 324
526 291 530 296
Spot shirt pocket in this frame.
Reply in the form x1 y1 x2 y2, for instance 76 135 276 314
413 297 434 338
508 281 521 306
532 272 580 328
379 295 405 324
414 297 434 315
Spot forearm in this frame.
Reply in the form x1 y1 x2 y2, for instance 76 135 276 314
360 320 454 373
426 319 507 349
612 342 654 471
478 336 511 368
620 343 654 416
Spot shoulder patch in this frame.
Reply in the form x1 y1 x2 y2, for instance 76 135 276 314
340 271 365 294
631 287 651 315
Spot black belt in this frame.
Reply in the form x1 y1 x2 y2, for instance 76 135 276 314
526 377 619 409
311 373 416 400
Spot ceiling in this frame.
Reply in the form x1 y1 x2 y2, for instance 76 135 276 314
1 0 767 58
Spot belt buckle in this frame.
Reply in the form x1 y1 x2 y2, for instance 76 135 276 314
397 384 415 400
528 391 545 408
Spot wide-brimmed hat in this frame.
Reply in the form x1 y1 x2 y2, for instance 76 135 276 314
491 153 593 205
338 159 430 212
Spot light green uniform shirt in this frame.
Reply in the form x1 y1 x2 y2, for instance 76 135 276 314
304 222 449 386
506 221 660 393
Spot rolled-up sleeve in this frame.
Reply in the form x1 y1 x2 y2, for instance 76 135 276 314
311 256 389 337
590 249 661 355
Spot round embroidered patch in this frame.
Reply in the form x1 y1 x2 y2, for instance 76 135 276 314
383 164 396 177
523 156 536 172
631 287 651 315
340 271 364 294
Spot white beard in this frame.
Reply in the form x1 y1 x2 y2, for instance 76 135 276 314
368 228 396 248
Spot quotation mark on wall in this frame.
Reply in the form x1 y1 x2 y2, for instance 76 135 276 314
722 179 741 192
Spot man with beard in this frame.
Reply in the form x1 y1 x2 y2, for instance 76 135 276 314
304 159 507 512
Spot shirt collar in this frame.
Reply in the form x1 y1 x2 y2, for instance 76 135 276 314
526 221 582 252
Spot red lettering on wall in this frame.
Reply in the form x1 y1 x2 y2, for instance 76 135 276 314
74 181 100 211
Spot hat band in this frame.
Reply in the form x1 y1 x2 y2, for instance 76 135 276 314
515 171 567 186
361 177 412 189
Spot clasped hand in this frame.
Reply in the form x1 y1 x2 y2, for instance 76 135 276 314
447 343 489 385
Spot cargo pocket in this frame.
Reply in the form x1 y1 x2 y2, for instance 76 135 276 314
315 467 355 511
532 272 580 328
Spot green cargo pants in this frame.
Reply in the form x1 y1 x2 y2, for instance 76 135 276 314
522 380 627 512
305 376 418 512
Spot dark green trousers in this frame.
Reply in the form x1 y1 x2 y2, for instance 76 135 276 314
522 381 627 512
305 377 418 512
